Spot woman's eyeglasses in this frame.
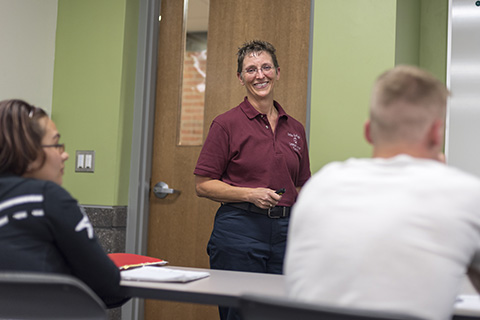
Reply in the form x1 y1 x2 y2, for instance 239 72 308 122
243 65 274 75
42 143 65 153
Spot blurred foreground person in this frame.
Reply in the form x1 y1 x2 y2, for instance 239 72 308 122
285 65 480 320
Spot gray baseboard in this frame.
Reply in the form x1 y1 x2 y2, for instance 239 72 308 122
83 205 127 253
82 205 127 320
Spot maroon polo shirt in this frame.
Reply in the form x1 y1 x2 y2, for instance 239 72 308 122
194 97 311 207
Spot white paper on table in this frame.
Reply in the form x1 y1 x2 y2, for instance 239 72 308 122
455 295 480 311
121 266 210 283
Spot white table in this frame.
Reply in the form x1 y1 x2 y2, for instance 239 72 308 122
119 266 480 318
119 266 285 308
456 277 480 319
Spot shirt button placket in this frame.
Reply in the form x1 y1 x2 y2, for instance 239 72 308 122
261 115 269 130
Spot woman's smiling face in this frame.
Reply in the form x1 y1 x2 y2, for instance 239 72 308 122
238 51 280 101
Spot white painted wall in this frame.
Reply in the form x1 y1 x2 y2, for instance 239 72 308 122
0 0 57 115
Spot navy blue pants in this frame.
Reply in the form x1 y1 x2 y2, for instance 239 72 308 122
207 204 290 320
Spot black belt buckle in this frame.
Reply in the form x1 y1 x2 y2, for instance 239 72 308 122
267 206 286 219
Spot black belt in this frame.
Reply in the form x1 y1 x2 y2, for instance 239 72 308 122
224 202 291 218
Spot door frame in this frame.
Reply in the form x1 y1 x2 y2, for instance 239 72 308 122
123 1 315 319
123 0 161 319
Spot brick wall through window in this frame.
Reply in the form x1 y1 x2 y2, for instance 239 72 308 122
179 50 207 145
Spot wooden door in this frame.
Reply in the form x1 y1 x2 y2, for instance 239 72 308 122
146 1 311 319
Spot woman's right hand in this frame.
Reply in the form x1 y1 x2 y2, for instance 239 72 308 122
195 175 281 208
248 188 282 209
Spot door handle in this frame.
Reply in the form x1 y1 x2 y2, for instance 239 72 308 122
153 181 180 199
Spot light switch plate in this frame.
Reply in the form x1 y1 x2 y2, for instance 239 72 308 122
75 150 95 173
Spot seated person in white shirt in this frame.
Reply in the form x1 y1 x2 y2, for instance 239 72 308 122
284 65 480 320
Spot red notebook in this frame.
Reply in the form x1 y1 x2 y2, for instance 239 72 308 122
108 253 168 270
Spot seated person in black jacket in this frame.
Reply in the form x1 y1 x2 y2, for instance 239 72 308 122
0 99 128 308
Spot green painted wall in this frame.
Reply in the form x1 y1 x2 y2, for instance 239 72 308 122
309 0 395 173
51 0 139 206
395 0 420 66
308 0 447 174
419 0 448 83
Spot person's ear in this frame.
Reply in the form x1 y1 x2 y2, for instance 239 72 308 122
24 152 43 174
237 72 245 86
25 164 34 173
428 119 444 148
364 120 373 144
22 161 38 179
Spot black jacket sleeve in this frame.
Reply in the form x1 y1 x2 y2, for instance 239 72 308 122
42 183 128 307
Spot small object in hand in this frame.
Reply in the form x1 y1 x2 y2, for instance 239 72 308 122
275 188 286 195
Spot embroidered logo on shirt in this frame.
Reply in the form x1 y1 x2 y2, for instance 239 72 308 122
288 132 301 152
75 206 94 239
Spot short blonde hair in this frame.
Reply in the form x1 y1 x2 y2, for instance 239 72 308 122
369 65 449 144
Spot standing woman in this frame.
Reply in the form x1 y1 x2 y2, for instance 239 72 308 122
0 99 127 307
194 40 311 320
